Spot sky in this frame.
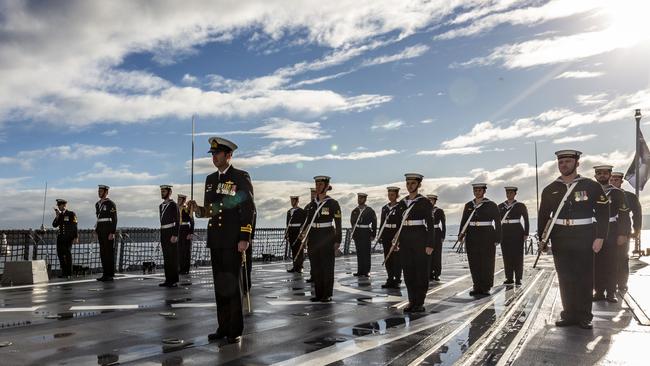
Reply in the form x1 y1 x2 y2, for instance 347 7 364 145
1 0 649 230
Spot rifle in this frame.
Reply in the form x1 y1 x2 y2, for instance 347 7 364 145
533 219 552 269
383 198 420 266
241 251 251 313
293 199 329 262
452 202 484 252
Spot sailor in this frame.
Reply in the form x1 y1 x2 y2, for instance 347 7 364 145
305 188 317 283
301 176 342 302
95 185 117 282
426 194 446 282
351 193 377 277
379 186 402 289
187 136 255 344
459 183 501 296
158 185 180 287
538 150 609 329
593 165 629 302
394 173 434 312
498 187 529 286
52 199 78 278
610 171 642 292
177 194 195 275
286 195 307 273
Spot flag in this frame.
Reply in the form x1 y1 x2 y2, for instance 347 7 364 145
625 128 650 190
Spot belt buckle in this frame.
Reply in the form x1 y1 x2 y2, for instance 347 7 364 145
563 219 572 226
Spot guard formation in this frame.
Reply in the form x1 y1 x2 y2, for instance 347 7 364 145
46 138 643 343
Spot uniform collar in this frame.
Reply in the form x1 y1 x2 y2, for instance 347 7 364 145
555 174 585 184
218 164 232 176
503 200 517 208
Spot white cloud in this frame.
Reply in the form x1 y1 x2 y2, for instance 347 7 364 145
102 129 119 136
71 163 164 183
362 44 430 66
555 71 605 79
193 149 399 171
420 118 435 124
0 144 122 169
181 74 199 85
417 146 484 156
552 134 598 144
575 93 608 106
371 120 405 130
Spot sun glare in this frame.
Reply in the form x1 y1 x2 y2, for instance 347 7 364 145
600 0 650 44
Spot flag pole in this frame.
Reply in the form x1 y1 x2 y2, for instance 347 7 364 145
191 115 195 201
40 181 48 231
634 109 642 256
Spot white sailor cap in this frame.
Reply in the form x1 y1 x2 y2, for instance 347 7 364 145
472 183 487 189
593 165 614 171
357 193 368 197
177 194 187 199
55 198 67 204
404 173 424 181
208 136 238 154
555 149 582 159
98 184 110 190
160 185 173 190
313 175 331 182
386 186 400 192
611 171 625 178
290 195 299 199
426 194 438 200
504 186 518 191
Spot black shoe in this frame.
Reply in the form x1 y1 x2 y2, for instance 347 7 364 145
103 277 114 282
381 282 391 288
503 279 514 285
515 280 522 286
555 319 576 327
294 269 303 273
411 306 426 313
360 274 370 278
433 276 440 281
310 297 319 302
578 320 593 330
208 331 227 341
592 293 605 301
429 273 435 280
320 297 332 303
403 305 413 313
287 268 296 273
159 282 168 287
96 276 106 281
469 290 477 296
353 273 360 277
306 278 313 283
226 336 241 344
606 295 618 303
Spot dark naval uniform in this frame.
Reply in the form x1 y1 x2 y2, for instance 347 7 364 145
52 209 78 277
195 164 255 339
460 198 501 294
379 203 402 286
286 206 307 272
395 194 435 310
619 190 642 290
594 185 630 299
95 198 117 279
159 199 180 285
430 206 446 280
178 205 195 274
498 200 529 284
304 196 342 301
351 206 377 276
538 176 609 324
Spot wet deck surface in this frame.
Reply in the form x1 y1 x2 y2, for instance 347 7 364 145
1 245 649 365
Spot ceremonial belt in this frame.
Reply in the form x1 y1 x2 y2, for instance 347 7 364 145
180 222 190 226
403 219 426 226
356 224 371 228
313 222 333 228
97 218 112 223
384 224 397 228
161 222 176 229
503 219 521 224
554 218 593 226
469 221 492 227
288 223 302 227
433 224 441 229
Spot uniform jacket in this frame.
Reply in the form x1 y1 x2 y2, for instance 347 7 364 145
159 199 180 234
459 198 502 242
52 210 78 240
537 176 609 239
379 202 400 245
196 165 256 248
179 206 195 233
350 206 377 239
395 194 435 248
432 206 446 242
498 200 530 234
95 198 117 234
303 196 343 244
604 185 631 236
